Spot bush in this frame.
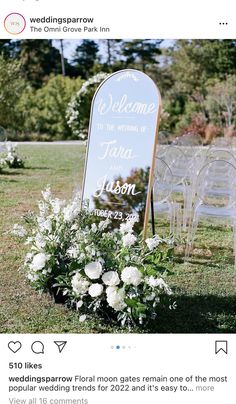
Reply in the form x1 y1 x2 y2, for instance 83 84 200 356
0 142 25 168
18 75 83 139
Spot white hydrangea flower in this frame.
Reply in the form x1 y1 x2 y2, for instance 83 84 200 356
98 219 110 231
38 200 48 217
24 252 33 265
51 198 65 215
120 221 134 234
121 266 142 286
145 236 162 251
102 271 120 286
146 276 172 295
88 283 103 297
67 246 78 259
106 287 126 312
35 233 46 249
91 223 97 232
84 261 102 280
71 273 90 295
122 233 137 247
12 224 27 237
30 253 49 271
63 202 80 222
27 273 39 282
37 217 52 233
41 186 52 202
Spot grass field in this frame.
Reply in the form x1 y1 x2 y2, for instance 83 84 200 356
0 144 236 333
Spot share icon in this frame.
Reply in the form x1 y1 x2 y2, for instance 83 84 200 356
54 341 67 353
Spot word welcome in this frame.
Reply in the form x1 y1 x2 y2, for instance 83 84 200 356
97 94 156 116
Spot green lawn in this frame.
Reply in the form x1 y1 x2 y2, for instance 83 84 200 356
0 144 236 333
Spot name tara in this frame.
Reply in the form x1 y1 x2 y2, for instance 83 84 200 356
98 140 136 160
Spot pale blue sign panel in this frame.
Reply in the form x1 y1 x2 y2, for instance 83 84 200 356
82 69 161 230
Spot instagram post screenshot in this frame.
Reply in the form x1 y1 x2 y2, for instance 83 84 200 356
0 0 235 403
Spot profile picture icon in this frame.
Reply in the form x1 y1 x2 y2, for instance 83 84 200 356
4 13 26 35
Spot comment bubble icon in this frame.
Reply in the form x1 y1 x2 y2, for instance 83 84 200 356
31 341 44 354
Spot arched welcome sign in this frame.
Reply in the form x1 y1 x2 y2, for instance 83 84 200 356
81 69 161 236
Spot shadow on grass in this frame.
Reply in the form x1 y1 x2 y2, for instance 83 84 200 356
147 295 236 333
24 166 50 170
0 170 22 176
48 292 236 334
186 253 234 266
0 178 18 183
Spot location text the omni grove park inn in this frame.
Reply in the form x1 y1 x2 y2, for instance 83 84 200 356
30 26 110 33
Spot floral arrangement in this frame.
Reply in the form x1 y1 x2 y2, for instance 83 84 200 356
66 72 109 140
0 142 24 169
13 187 175 328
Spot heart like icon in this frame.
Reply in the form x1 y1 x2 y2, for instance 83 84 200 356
8 341 22 353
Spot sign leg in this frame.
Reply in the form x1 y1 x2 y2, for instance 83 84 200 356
150 189 155 236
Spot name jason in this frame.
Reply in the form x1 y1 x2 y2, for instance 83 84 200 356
94 175 141 198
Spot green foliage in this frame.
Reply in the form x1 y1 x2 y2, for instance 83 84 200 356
18 75 83 138
1 39 236 139
160 40 236 134
121 39 162 72
72 40 99 79
205 75 236 128
0 55 26 130
17 40 63 88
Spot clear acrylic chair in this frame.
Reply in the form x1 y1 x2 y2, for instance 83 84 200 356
212 137 232 148
173 132 203 160
153 158 182 237
205 148 236 167
161 145 197 231
185 159 236 269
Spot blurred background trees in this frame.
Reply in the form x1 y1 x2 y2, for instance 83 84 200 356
0 39 235 141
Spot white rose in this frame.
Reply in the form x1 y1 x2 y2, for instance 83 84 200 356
121 266 142 286
106 287 127 312
84 261 102 279
71 273 90 295
88 283 103 297
102 271 120 286
122 233 137 247
30 253 49 271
